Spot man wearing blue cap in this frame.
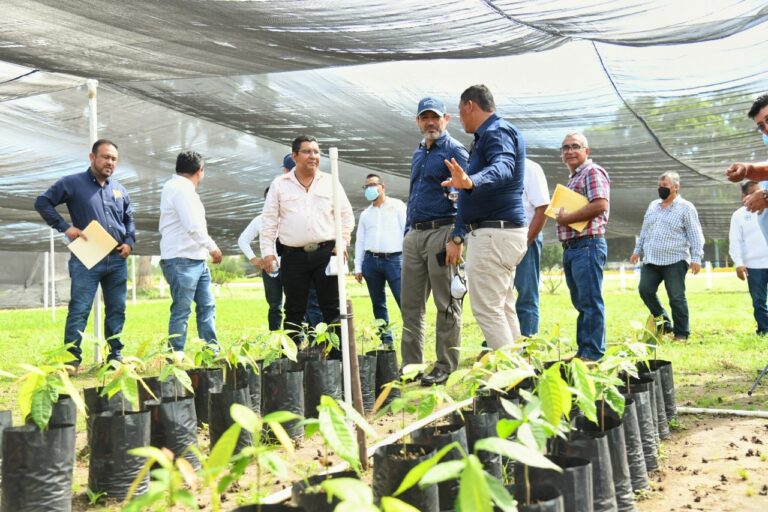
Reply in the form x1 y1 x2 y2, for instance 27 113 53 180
401 97 469 386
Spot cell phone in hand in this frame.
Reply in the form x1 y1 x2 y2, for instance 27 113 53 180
435 250 447 267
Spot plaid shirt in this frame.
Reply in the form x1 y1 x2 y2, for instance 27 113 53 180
633 196 704 265
557 159 610 241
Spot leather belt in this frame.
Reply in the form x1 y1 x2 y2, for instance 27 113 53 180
365 251 402 258
412 218 454 231
561 234 604 249
281 240 335 253
467 220 525 231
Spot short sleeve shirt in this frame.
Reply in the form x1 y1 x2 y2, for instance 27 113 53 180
556 159 610 241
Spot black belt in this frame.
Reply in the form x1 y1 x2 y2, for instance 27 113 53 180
467 220 525 232
280 240 335 253
365 251 402 258
561 234 604 249
412 218 454 231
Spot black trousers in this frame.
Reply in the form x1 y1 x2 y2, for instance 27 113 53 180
280 244 341 356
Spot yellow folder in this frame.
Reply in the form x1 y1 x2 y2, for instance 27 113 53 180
67 220 119 269
545 184 590 233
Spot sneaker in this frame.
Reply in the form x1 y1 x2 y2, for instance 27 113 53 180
420 367 450 386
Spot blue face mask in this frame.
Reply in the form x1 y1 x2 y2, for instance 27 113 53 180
762 132 768 146
364 185 379 201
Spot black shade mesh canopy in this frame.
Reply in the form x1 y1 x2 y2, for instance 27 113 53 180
1 0 767 254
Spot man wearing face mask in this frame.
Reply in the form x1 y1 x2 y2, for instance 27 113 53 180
401 97 469 386
354 174 407 348
630 172 704 340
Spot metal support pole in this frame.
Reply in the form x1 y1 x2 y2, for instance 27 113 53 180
705 261 713 290
330 147 352 408
88 79 103 363
131 255 137 305
43 252 49 310
50 228 56 321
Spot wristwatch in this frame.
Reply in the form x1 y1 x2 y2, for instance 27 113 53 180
451 234 464 245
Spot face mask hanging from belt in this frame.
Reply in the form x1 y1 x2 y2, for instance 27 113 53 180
445 262 467 322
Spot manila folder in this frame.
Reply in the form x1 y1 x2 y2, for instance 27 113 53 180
545 184 590 233
67 220 119 269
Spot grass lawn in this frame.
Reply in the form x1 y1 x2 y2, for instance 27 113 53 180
0 271 766 418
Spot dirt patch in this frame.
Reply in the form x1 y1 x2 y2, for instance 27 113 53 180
638 415 768 512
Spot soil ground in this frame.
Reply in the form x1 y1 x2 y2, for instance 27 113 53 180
638 415 768 512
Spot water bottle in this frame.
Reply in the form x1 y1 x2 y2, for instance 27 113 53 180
267 260 280 278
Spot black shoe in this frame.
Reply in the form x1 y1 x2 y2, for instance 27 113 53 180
673 334 688 341
421 367 450 386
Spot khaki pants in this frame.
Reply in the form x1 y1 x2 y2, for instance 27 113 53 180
400 225 462 372
465 227 528 350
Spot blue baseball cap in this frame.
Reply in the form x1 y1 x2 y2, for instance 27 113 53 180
282 153 295 170
417 97 445 116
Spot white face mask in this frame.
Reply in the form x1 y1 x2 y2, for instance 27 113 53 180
451 267 467 300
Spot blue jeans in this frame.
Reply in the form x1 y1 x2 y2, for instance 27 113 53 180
261 270 323 331
65 255 127 364
638 260 689 338
161 258 218 351
563 237 607 360
746 268 768 335
361 252 402 345
514 235 542 337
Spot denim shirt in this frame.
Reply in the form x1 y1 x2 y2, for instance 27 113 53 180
454 113 526 236
406 131 469 231
34 168 135 248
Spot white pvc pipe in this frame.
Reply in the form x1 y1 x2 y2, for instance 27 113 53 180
50 228 56 321
330 147 352 408
159 274 165 298
619 263 626 291
43 251 49 310
131 255 137 305
705 261 712 290
677 406 768 419
88 79 103 363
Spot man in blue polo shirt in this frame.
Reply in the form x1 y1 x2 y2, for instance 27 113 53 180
445 84 528 351
401 97 469 386
35 139 135 368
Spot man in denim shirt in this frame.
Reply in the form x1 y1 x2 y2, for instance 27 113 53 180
35 139 134 368
401 97 469 386
444 85 529 351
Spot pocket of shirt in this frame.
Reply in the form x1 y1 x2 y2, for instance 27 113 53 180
281 193 303 212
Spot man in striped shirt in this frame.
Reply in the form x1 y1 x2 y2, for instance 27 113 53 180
555 132 610 362
630 172 705 340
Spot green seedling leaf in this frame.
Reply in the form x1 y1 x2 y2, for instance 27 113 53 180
319 398 359 472
420 460 465 486
267 420 295 454
394 441 461 496
474 437 562 472
381 496 421 512
208 423 241 475
372 381 395 414
485 471 517 512
458 455 492 512
230 403 261 433
321 477 373 504
263 410 302 424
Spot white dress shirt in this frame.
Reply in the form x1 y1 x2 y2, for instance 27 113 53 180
353 196 407 273
729 206 768 268
260 170 355 257
159 174 218 260
522 158 550 225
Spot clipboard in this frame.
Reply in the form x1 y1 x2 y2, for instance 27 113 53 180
67 220 119 269
545 184 590 232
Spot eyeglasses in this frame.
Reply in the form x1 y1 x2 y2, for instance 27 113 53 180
298 149 320 156
361 184 380 190
561 144 584 152
757 123 768 135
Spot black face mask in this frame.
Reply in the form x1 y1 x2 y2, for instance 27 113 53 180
658 186 671 200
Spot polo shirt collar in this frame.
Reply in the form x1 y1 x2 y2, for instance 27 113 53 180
474 112 499 141
86 167 110 185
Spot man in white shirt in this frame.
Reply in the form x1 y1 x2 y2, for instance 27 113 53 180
238 184 323 331
261 136 355 351
159 151 222 354
353 173 407 348
514 158 550 337
729 180 768 335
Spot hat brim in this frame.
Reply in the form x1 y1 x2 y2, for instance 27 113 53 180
417 108 445 116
